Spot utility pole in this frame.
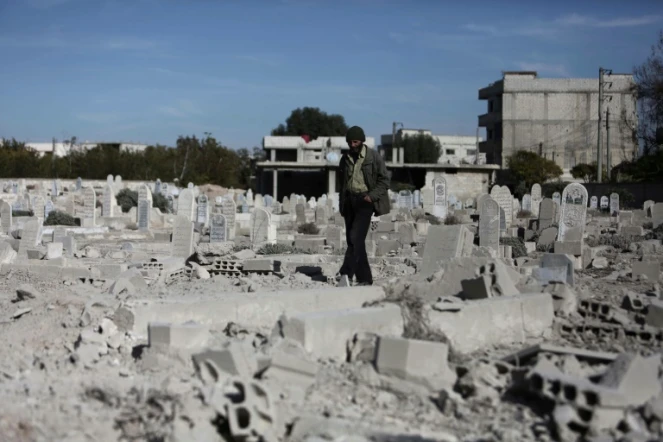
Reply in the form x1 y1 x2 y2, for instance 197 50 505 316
392 122 403 164
475 127 480 164
606 108 611 181
597 67 613 183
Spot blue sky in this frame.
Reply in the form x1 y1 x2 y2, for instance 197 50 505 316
0 0 661 149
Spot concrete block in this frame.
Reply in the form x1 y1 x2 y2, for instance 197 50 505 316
645 300 663 327
192 341 258 379
262 351 318 390
621 226 644 236
376 239 400 256
374 336 456 389
242 259 276 272
460 274 492 299
428 293 554 355
44 242 63 260
600 353 661 406
94 264 128 279
554 241 582 256
347 332 378 362
225 377 278 442
541 253 575 286
114 286 386 338
632 261 660 282
148 322 209 350
276 304 404 360
232 248 256 260
532 266 567 286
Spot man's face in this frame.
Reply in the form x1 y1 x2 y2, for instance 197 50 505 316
348 140 362 151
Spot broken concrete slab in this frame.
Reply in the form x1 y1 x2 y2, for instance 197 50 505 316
599 353 661 406
148 322 209 350
428 293 554 355
114 286 386 338
502 344 618 366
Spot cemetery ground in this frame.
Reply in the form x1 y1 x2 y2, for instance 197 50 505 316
0 179 663 442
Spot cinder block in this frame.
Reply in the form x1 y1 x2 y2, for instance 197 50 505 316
461 274 492 299
276 305 404 360
374 336 456 389
428 293 554 355
242 259 275 272
148 321 209 350
225 377 278 441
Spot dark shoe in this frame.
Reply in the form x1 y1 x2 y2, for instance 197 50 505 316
355 281 373 286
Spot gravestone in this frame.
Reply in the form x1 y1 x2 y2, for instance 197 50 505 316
106 175 113 186
282 196 290 213
264 195 273 207
477 194 490 213
552 192 561 207
44 200 54 220
413 190 421 208
652 203 663 228
295 203 306 224
138 200 151 231
76 177 82 191
241 203 248 213
166 195 174 213
51 180 58 197
33 195 46 219
539 198 555 230
433 177 447 219
82 186 96 226
491 185 513 228
246 189 254 205
254 194 264 208
197 195 209 225
154 179 162 195
162 183 169 195
102 184 114 217
18 218 42 257
644 200 654 216
188 182 194 190
522 194 532 212
600 196 609 210
454 201 462 210
464 198 474 209
420 225 474 277
531 183 542 217
590 196 598 209
448 194 457 208
609 193 620 216
0 201 11 233
209 214 227 243
289 193 297 214
222 199 236 240
307 197 317 209
315 206 327 225
479 197 500 254
250 207 273 244
273 201 282 214
398 190 413 210
177 189 195 221
171 215 194 257
557 183 588 242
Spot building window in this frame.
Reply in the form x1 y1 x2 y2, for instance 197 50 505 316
445 149 455 155
467 149 476 156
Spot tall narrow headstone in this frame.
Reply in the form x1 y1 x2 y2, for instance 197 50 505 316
398 190 413 210
433 177 447 219
295 203 306 224
557 183 588 242
82 186 96 226
33 195 46 219
44 200 54 220
479 197 500 253
250 207 273 244
209 214 227 243
531 184 542 217
222 199 236 240
0 201 12 233
552 192 561 207
76 177 82 191
154 179 162 195
315 206 327 225
177 189 195 221
491 186 513 228
590 196 598 209
106 175 113 186
522 194 532 212
600 196 609 211
414 190 421 208
197 195 209 225
18 218 42 257
644 200 654 216
102 184 114 217
171 215 194 257
538 198 555 230
609 193 620 216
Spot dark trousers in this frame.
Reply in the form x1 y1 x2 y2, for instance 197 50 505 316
340 192 373 284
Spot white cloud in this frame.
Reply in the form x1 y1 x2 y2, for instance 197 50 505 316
556 13 661 28
516 62 570 77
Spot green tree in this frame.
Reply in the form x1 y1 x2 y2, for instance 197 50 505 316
507 150 563 191
570 163 597 182
401 133 442 163
271 107 348 140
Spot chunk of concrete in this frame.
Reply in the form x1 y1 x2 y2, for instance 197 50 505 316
262 351 318 391
645 300 663 328
148 322 209 350
541 253 575 286
428 293 554 355
44 242 63 260
276 305 404 360
632 261 660 282
374 336 456 390
600 353 661 406
192 341 258 380
114 286 386 337
243 259 276 272
16 283 40 300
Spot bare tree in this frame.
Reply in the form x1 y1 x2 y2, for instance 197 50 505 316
633 31 663 155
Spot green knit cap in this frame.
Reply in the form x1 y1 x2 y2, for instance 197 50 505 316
345 126 366 142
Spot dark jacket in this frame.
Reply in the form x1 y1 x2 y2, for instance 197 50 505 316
339 145 391 216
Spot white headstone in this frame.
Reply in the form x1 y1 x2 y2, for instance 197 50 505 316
433 177 447 219
222 199 236 240
590 196 598 209
250 207 274 244
609 193 620 216
171 215 194 257
557 183 588 242
197 194 209 225
209 214 227 243
531 183 542 217
177 189 195 221
479 197 500 253
82 186 96 225
102 184 114 217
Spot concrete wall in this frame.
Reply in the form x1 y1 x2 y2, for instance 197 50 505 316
581 182 663 209
424 170 492 202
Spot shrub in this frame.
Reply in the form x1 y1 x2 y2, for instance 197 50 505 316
297 222 320 235
232 244 251 252
44 210 76 226
115 189 138 213
257 243 295 255
500 237 528 258
415 213 441 225
643 221 653 230
152 192 170 213
606 188 635 209
517 210 532 219
443 214 461 225
12 210 33 217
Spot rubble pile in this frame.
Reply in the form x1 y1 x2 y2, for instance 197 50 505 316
0 177 661 441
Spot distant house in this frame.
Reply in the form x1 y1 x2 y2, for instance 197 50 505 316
22 140 149 157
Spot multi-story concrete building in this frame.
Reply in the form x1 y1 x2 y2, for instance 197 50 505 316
379 129 481 165
478 71 637 177
22 140 149 157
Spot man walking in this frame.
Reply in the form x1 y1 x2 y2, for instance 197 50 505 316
338 126 390 286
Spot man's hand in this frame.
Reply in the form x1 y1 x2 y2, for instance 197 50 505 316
363 195 372 203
